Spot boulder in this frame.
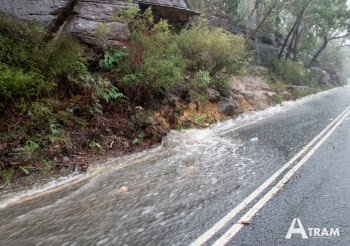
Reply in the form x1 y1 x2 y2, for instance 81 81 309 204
206 88 222 101
66 1 131 47
309 67 331 85
0 0 198 47
256 43 278 64
0 0 69 23
219 97 236 116
0 0 72 30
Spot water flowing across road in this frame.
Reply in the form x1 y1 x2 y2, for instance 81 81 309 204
0 86 348 246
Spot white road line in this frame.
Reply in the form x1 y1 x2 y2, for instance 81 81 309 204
190 105 350 246
212 105 350 246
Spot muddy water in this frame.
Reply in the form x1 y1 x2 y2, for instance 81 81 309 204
0 89 337 246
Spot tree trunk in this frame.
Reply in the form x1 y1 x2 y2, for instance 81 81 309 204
246 0 278 40
278 8 305 59
307 36 328 68
247 0 260 30
285 10 304 61
285 28 297 60
292 25 302 61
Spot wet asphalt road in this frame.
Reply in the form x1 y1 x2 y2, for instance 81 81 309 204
231 107 350 246
1 86 350 246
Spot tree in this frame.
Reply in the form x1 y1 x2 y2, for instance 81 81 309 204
306 0 350 67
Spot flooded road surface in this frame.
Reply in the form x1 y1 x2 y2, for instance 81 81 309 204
1 86 350 246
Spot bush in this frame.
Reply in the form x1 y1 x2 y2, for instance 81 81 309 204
120 11 186 99
118 7 247 103
177 25 246 76
0 65 49 107
266 56 307 85
0 13 46 70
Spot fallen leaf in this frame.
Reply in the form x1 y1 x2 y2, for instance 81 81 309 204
204 123 210 127
240 221 250 225
187 166 195 171
119 186 128 192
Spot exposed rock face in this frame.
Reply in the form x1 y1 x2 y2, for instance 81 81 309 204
231 74 277 111
0 0 72 28
0 0 197 47
66 1 131 47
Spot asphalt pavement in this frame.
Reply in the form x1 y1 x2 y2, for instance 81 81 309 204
1 86 350 246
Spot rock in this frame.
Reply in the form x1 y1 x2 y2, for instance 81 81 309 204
309 66 331 85
219 97 236 116
282 91 291 101
258 31 275 45
0 0 198 47
188 102 197 111
256 43 278 64
0 0 72 27
327 70 340 86
66 1 131 47
207 88 221 101
230 75 276 111
287 85 309 91
321 70 330 84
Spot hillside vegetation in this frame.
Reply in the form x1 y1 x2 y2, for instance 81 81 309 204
0 8 248 183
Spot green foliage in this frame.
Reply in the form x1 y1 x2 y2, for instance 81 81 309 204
195 70 211 86
95 23 111 50
19 166 30 175
88 140 104 151
81 75 127 114
118 7 246 102
266 56 307 85
268 79 286 104
42 33 87 79
27 102 55 131
42 160 53 170
20 140 41 164
0 66 48 106
177 25 246 76
0 13 46 70
188 70 211 106
21 140 40 153
131 111 153 129
99 50 128 70
133 132 145 144
0 168 14 184
121 15 186 98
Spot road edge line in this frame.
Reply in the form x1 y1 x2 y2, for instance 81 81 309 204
212 105 350 246
190 105 350 246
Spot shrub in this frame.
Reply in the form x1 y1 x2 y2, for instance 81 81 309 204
0 13 46 70
177 26 247 76
41 33 87 79
121 13 186 99
0 65 49 107
266 56 307 85
0 168 14 184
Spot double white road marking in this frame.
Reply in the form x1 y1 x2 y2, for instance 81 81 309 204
191 105 350 246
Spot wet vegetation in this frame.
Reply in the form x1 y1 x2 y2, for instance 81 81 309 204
0 8 248 183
